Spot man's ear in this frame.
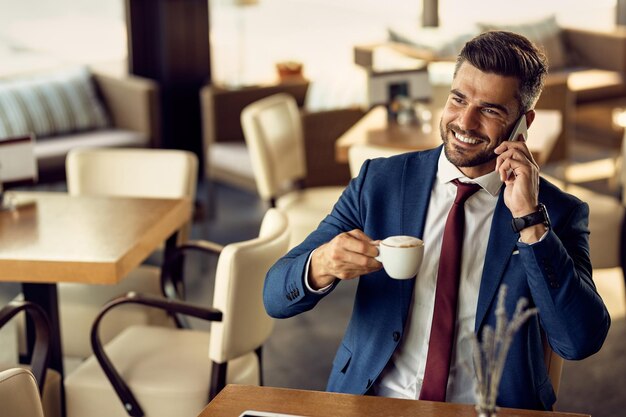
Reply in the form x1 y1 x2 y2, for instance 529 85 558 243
525 110 536 129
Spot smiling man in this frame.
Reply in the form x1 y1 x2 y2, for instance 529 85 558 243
263 31 610 411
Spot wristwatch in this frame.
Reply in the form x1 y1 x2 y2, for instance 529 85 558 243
511 203 551 233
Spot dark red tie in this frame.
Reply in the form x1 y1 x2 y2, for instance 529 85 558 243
419 179 481 402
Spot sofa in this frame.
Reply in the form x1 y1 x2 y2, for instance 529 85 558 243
200 81 364 192
0 67 160 181
377 17 626 161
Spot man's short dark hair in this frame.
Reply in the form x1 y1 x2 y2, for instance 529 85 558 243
454 30 548 114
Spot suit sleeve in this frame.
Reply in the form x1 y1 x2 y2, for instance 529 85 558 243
263 160 371 319
519 200 611 360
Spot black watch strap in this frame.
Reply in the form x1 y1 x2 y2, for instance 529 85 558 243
511 203 551 233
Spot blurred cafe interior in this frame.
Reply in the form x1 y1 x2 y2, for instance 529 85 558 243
1 0 625 416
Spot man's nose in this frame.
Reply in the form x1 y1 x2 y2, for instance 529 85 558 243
458 107 480 131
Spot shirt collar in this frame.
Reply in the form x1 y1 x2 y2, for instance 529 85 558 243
437 149 502 197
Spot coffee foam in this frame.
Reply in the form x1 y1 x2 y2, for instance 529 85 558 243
382 235 423 248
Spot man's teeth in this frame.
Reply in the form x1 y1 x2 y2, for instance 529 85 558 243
455 132 479 144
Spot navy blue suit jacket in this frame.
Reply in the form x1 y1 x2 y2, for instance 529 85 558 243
263 146 610 410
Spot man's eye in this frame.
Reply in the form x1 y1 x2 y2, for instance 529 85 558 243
482 108 500 116
451 97 464 104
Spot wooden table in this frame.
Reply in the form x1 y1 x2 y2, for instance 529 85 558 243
0 191 192 377
335 106 562 166
198 385 590 417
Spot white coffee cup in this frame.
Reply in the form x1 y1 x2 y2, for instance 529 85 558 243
375 235 424 280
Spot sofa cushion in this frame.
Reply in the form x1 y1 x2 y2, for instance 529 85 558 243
387 25 476 61
477 15 568 70
0 67 110 140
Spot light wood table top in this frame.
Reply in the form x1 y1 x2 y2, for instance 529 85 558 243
0 192 192 284
0 191 192 414
335 106 562 166
198 385 590 417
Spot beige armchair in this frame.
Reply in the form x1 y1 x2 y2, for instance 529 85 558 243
60 148 197 358
241 93 348 248
200 81 310 192
0 368 45 417
65 209 290 417
200 82 363 197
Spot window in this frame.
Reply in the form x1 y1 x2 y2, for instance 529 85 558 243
0 0 126 77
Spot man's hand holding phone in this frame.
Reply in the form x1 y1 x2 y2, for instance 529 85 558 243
495 113 540 220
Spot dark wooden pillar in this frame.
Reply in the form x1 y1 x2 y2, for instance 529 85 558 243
125 0 211 173
422 0 439 27
618 0 626 26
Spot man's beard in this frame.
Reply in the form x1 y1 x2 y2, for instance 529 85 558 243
440 120 499 168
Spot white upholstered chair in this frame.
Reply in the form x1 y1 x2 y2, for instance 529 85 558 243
0 368 45 417
241 93 345 248
16 148 198 361
200 82 310 193
65 208 290 417
1 301 61 417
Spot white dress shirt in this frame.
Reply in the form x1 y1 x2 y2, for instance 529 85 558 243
372 151 502 403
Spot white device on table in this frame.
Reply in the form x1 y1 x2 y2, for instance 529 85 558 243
238 411 308 417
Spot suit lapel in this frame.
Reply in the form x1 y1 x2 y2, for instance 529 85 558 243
396 146 441 310
474 189 519 331
401 146 440 240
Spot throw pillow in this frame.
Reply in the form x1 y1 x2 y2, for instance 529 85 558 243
0 66 110 140
387 25 478 60
477 15 568 70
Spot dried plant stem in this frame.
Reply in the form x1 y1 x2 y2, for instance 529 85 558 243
472 284 538 413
